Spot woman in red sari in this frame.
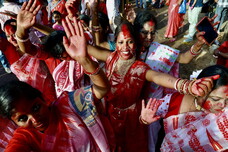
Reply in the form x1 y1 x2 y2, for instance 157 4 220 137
141 65 228 151
164 0 184 41
0 14 111 152
87 20 216 152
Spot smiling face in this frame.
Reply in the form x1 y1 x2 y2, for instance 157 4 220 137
4 25 18 48
139 21 156 52
10 97 50 132
116 24 136 60
202 85 228 113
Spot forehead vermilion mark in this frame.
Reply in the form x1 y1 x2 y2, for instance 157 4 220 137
121 24 131 38
148 21 155 26
4 25 15 34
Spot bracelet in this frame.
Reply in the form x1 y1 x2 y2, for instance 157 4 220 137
15 34 29 43
190 45 202 56
139 115 149 125
174 78 181 90
92 25 102 32
84 65 101 76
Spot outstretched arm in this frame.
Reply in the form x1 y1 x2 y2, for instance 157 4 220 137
62 16 110 99
146 69 219 97
15 0 41 56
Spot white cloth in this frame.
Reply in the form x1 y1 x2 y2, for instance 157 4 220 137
106 0 120 32
187 7 202 37
0 2 21 30
156 94 228 152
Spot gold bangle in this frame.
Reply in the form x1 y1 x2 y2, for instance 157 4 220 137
139 115 149 125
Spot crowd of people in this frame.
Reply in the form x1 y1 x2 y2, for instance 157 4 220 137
0 0 227 152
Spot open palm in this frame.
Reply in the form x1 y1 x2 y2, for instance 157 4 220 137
17 0 41 29
62 17 87 61
141 98 161 124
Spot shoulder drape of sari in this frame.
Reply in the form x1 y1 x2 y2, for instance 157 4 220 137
52 60 86 97
160 94 228 152
42 87 110 152
10 53 57 104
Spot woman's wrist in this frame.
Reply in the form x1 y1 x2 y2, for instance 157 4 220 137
139 115 149 125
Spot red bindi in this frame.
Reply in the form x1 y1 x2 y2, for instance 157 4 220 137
148 21 155 26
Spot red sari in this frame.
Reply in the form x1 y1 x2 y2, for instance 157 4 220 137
165 0 184 38
105 51 150 152
217 40 228 68
5 86 110 152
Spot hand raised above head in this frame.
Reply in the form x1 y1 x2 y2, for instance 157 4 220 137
62 16 88 62
65 0 80 19
17 0 41 30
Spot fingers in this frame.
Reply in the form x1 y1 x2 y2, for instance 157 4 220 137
29 0 37 12
211 14 218 21
66 17 76 36
142 99 145 109
62 19 72 38
21 1 28 10
25 0 33 11
63 36 69 50
34 5 41 15
212 74 220 80
193 76 217 96
78 21 85 38
73 17 80 36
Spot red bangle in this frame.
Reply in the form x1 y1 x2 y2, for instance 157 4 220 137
190 45 202 56
84 66 101 76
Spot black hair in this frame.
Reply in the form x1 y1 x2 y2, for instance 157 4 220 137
3 19 16 31
0 81 42 119
78 14 91 26
42 30 66 58
114 20 140 58
197 65 228 90
134 10 157 33
98 12 110 35
52 10 62 17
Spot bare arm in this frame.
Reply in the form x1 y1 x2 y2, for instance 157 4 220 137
33 23 55 35
177 32 205 63
145 69 218 97
62 16 110 99
87 45 111 62
177 15 220 64
15 0 41 56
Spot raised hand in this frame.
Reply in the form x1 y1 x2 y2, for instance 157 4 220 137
123 3 136 24
140 98 161 125
62 16 87 62
65 0 80 19
191 75 220 97
17 0 41 30
196 15 220 45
